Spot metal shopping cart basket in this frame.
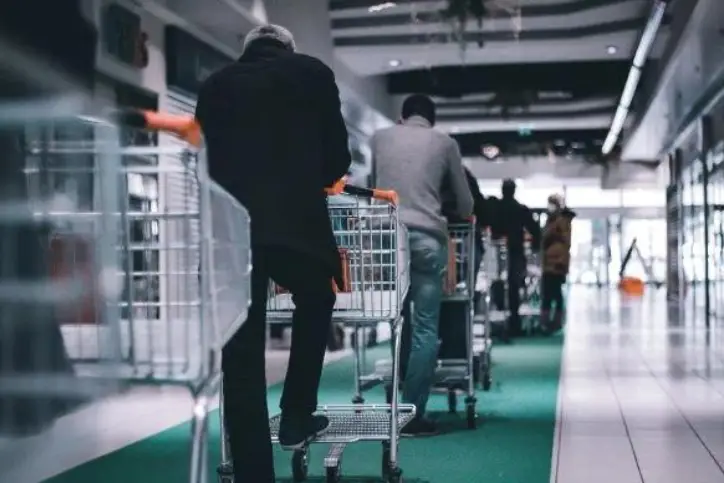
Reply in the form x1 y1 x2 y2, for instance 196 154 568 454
124 111 252 483
58 110 249 483
0 97 130 483
227 180 412 483
437 219 483 425
477 236 508 339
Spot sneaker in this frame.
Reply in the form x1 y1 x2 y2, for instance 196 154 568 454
278 414 330 450
400 416 438 437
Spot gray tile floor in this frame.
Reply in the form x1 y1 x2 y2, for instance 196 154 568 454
552 287 724 483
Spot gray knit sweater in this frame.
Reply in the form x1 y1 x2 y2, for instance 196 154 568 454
370 116 473 240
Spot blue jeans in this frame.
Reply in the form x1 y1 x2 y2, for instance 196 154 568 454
402 229 448 416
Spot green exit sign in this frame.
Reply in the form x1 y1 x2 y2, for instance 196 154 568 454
518 127 532 136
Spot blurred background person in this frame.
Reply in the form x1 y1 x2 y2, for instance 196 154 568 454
541 194 576 334
493 179 541 338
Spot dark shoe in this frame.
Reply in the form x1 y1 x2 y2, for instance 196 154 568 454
278 414 330 450
401 417 438 437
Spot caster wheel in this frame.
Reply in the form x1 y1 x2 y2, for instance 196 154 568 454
387 468 403 483
482 372 492 391
447 389 457 414
292 449 309 482
381 442 391 479
217 463 234 483
326 464 341 483
466 403 477 429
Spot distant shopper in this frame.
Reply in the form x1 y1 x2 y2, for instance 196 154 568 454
371 94 473 436
493 179 541 337
195 25 352 483
541 194 575 333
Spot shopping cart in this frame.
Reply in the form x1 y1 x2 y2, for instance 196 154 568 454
436 219 482 425
478 236 508 338
123 111 252 483
0 103 129 478
218 180 412 483
26 109 251 483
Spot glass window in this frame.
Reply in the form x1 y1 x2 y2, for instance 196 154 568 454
564 186 622 208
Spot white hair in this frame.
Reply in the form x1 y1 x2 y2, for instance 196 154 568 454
242 24 296 52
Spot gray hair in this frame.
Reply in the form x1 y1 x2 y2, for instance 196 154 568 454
242 24 296 52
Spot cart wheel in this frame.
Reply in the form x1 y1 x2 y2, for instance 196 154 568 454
447 389 457 414
326 464 341 483
217 463 234 483
292 449 309 482
482 372 492 391
466 403 477 429
381 442 391 479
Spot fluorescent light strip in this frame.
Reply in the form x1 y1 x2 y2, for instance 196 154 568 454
369 2 397 13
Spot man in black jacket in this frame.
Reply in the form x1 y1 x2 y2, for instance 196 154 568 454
195 25 352 483
494 179 541 337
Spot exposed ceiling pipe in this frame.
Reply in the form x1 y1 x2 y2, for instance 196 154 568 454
601 0 669 155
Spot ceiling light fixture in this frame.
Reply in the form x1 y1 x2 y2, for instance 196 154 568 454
481 144 501 160
388 59 401 67
606 45 618 55
369 2 397 13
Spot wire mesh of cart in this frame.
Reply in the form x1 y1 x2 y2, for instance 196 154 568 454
519 238 543 334
0 95 132 481
78 110 250 483
218 181 412 483
477 235 509 338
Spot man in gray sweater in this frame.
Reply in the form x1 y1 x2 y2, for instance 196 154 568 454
371 94 473 435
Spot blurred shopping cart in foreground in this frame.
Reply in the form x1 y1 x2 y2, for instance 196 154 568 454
0 102 251 483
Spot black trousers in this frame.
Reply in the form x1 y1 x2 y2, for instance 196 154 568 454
541 273 565 312
222 245 336 483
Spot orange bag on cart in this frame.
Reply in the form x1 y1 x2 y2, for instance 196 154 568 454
49 233 100 325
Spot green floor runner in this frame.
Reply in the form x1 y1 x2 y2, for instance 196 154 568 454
48 335 562 483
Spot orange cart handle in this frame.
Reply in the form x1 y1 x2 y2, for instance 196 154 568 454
324 177 398 205
116 110 202 147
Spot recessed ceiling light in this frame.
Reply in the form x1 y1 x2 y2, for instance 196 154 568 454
481 145 501 160
606 45 618 54
369 2 396 13
388 59 401 67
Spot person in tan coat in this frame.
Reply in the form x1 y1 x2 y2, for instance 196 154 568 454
541 194 576 333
